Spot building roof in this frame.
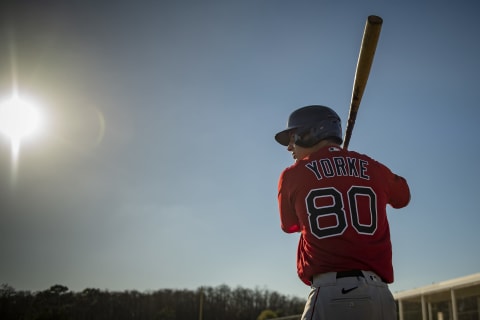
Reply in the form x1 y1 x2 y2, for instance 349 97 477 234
394 273 480 300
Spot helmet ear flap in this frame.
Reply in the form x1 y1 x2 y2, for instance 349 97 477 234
293 127 320 148
294 123 342 147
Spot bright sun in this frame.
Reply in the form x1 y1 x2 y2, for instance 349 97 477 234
0 93 43 163
0 95 42 140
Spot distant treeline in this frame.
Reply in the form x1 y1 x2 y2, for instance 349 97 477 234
0 283 305 320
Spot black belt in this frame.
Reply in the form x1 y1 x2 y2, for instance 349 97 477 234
336 270 364 279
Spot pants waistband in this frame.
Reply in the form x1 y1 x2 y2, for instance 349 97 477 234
336 270 364 279
312 270 385 286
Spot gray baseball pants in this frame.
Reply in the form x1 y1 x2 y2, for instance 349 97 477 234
301 271 397 320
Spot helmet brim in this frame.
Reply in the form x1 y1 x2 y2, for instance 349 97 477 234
274 129 291 146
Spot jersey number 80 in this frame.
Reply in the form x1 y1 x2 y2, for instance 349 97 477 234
306 186 377 239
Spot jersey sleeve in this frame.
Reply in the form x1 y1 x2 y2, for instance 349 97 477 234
277 169 301 233
381 163 410 208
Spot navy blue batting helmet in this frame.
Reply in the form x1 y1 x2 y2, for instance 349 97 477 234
275 105 343 147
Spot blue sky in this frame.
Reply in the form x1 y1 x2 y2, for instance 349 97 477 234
0 0 479 299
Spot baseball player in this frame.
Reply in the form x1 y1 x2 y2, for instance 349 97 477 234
275 105 410 320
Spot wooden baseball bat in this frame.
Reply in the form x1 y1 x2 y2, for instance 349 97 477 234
342 15 383 149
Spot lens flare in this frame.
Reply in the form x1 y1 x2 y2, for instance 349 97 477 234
0 93 44 182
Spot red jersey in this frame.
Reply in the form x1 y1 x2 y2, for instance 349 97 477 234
277 145 410 285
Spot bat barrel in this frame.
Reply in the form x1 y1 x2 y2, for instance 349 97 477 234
368 15 383 25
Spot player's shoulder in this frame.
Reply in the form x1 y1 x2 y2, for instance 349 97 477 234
343 148 388 168
280 161 298 177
